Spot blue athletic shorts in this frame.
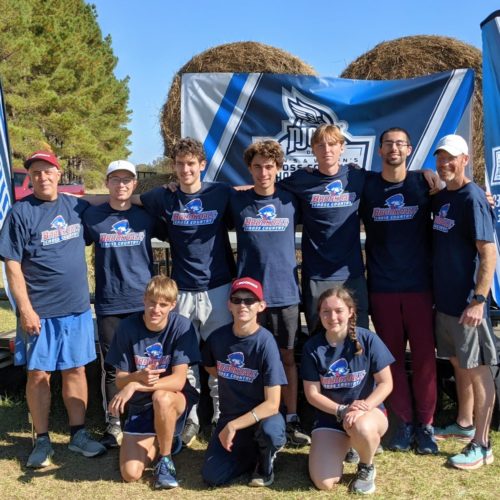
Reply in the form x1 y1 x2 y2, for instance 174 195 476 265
15 309 96 371
124 390 196 437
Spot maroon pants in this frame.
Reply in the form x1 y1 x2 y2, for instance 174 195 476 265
370 291 437 425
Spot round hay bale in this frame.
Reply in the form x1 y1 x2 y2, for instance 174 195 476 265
161 41 317 157
341 35 484 183
134 172 177 194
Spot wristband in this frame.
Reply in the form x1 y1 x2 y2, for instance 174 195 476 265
336 404 348 422
251 410 260 423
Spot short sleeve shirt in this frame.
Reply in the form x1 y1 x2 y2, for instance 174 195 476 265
82 203 163 315
301 328 394 419
360 171 432 292
140 183 235 291
279 165 365 281
432 182 496 316
228 187 300 307
105 311 201 414
202 324 287 420
0 195 90 318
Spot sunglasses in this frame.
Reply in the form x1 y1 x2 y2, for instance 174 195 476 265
230 296 259 305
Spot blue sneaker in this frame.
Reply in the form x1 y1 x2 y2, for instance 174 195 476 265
387 422 414 452
434 422 475 442
415 424 438 455
154 456 178 489
447 441 494 470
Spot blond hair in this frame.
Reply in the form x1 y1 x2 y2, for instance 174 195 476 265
311 124 345 147
144 275 178 303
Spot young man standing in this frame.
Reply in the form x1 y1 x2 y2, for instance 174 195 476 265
133 138 235 444
201 277 287 487
106 276 200 489
228 140 309 446
359 128 438 454
0 151 106 468
279 124 369 331
432 134 497 470
83 160 165 448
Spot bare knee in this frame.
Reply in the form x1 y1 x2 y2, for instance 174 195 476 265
121 462 144 483
27 370 51 387
152 390 176 411
311 475 341 491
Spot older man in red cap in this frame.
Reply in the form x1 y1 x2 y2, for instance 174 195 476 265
0 151 106 468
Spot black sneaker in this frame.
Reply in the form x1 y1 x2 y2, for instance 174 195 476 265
345 447 360 464
350 463 376 495
286 417 311 447
99 423 123 449
387 422 414 452
181 418 199 447
248 467 274 487
415 424 438 455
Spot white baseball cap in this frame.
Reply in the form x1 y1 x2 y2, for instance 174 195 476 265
433 134 469 156
106 160 136 177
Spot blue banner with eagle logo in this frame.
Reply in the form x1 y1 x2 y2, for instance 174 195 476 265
181 70 474 185
481 10 500 305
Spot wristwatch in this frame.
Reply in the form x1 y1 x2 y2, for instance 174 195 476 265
472 294 487 304
336 404 348 422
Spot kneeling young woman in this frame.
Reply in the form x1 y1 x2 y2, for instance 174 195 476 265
302 286 394 495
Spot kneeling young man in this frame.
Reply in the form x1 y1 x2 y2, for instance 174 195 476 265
106 276 200 489
202 277 287 487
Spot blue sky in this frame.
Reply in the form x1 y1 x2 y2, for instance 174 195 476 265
90 0 499 165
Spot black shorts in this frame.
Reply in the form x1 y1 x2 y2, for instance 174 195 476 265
258 304 299 350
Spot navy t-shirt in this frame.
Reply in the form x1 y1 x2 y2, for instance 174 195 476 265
301 328 394 419
228 187 300 307
432 183 496 317
140 183 235 291
105 311 201 414
360 171 432 293
83 204 164 315
279 165 365 280
202 324 287 421
0 195 90 318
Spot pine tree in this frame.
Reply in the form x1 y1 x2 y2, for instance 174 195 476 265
0 0 130 185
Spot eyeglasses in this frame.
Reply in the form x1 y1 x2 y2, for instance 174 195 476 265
230 296 259 305
108 176 135 185
381 140 409 148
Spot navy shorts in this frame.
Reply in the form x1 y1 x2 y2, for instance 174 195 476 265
312 407 387 435
124 390 196 437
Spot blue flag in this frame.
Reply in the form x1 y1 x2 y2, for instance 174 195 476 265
0 79 14 307
481 10 500 305
181 70 474 185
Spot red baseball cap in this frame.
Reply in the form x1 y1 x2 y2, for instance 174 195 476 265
24 150 61 170
230 277 264 301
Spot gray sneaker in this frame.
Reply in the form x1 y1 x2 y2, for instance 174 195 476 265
350 463 376 495
26 436 54 468
68 429 107 457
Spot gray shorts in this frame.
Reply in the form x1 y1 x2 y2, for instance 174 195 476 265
176 283 232 341
435 311 499 369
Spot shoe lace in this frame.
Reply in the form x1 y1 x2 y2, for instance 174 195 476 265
357 464 373 480
461 441 479 456
156 457 176 477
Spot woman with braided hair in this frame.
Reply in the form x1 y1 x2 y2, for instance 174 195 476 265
301 285 394 495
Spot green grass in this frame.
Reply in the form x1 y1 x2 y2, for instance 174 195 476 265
0 391 498 499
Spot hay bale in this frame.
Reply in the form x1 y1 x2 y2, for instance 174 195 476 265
161 41 317 157
134 173 177 194
341 35 484 183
